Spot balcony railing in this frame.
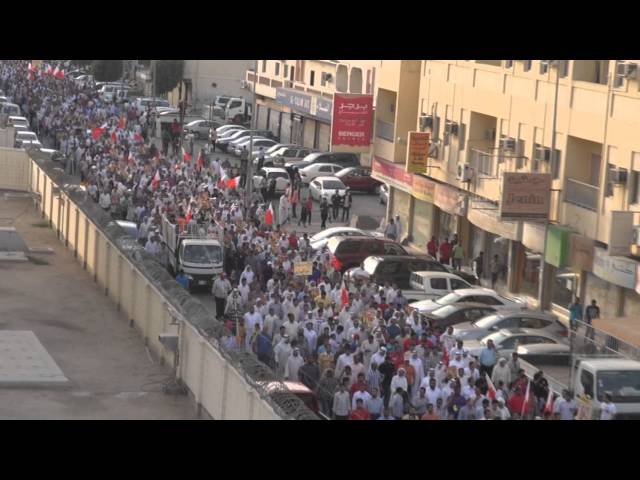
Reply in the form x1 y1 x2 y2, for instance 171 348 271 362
375 120 395 142
470 148 496 176
564 178 599 211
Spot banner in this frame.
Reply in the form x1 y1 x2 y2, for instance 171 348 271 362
406 131 430 173
294 261 313 276
330 93 373 152
371 156 413 194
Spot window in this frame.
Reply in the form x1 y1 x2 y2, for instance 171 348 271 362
262 60 267 73
505 60 513 69
284 65 289 78
290 66 295 81
430 278 448 290
321 72 328 86
520 317 548 329
540 60 550 75
450 279 470 290
526 336 555 344
319 165 332 172
378 262 400 275
551 149 561 180
274 62 280 76
523 60 532 72
466 309 494 322
580 370 595 398
631 170 640 205
336 240 359 254
496 317 521 329
309 70 316 86
497 337 520 350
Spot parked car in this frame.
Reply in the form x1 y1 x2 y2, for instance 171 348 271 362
309 227 381 251
335 167 381 193
327 235 408 272
443 266 480 286
30 147 65 164
232 137 277 156
252 144 299 165
286 151 360 170
20 140 43 151
422 303 500 330
271 146 316 166
216 124 247 135
216 129 274 151
344 257 448 291
7 116 29 128
299 163 344 184
407 287 527 315
253 167 291 193
379 184 389 204
1 102 21 116
0 96 9 104
452 311 568 341
309 176 348 201
14 131 38 148
184 119 220 139
134 97 171 114
464 328 569 360
405 271 474 301
515 343 572 365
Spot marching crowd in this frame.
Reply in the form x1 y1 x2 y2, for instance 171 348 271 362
1 60 615 420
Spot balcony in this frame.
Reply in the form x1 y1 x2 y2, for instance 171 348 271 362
564 178 599 211
375 120 395 142
470 149 496 177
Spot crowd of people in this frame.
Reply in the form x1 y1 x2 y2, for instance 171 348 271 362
1 60 615 420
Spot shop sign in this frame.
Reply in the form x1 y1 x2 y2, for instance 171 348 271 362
545 224 572 268
294 262 313 276
276 88 332 121
412 174 435 203
330 93 373 151
592 246 637 290
499 173 551 221
434 183 467 217
371 156 413 194
406 131 430 174
570 234 594 272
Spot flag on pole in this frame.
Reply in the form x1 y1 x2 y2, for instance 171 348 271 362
56 69 65 79
226 176 241 189
485 374 498 401
196 151 205 171
341 280 349 307
182 147 192 163
185 204 193 223
91 123 108 140
111 130 118 144
264 202 274 226
543 388 554 415
150 169 161 191
521 380 531 418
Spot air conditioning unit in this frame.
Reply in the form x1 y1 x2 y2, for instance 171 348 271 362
609 167 628 184
535 146 552 162
625 63 639 79
457 162 473 182
240 80 249 89
419 115 434 130
499 137 516 150
445 121 459 136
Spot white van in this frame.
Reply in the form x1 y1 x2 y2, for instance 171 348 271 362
1 102 21 116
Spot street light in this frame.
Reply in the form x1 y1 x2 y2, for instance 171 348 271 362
245 60 258 208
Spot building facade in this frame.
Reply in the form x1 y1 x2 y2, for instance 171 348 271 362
372 60 640 321
245 60 380 165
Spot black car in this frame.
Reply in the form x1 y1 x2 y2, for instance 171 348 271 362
423 302 498 329
346 255 446 289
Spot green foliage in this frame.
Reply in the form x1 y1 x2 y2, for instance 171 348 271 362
92 60 123 82
155 60 185 95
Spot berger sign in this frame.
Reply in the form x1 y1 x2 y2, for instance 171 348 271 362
499 172 551 221
330 93 373 152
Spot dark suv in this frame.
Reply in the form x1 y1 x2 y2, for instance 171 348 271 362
285 152 360 169
345 255 446 289
327 236 407 272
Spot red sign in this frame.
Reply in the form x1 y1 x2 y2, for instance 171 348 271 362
371 156 413 193
331 93 374 150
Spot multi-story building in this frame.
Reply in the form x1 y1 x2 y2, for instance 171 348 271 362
372 60 640 321
245 60 380 164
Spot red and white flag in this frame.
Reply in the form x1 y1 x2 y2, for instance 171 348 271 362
133 132 144 143
341 280 349 307
52 66 59 77
185 204 193 223
521 380 531 418
54 68 65 79
196 151 205 171
91 123 108 140
45 64 53 76
111 130 118 144
543 388 554 415
28 62 36 73
264 202 274 226
485 373 497 401
226 176 241 189
182 147 192 163
150 170 161 191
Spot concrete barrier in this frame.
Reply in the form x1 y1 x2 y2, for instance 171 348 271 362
3 151 315 420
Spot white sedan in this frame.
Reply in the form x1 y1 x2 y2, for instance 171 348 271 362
253 167 290 193
309 227 377 250
309 176 347 202
299 163 343 184
408 287 527 315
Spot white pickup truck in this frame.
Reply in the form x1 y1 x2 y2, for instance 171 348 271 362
161 216 223 291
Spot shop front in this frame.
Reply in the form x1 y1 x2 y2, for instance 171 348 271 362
588 247 639 318
275 87 333 150
410 175 435 247
544 224 573 308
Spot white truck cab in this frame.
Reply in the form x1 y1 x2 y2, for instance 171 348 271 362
404 271 472 303
224 97 252 123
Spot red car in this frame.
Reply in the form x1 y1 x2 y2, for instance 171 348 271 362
327 235 408 272
336 167 381 193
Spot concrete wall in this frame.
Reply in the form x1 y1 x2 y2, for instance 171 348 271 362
0 147 30 191
12 156 296 420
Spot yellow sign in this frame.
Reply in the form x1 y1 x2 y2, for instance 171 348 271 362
294 261 313 276
406 131 430 174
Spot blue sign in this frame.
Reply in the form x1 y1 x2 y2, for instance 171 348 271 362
276 88 332 122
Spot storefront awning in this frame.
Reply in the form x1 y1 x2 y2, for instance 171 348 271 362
467 201 522 241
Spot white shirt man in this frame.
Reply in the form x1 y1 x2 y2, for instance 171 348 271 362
238 281 251 305
303 323 318 353
600 397 617 420
263 310 280 337
424 382 443 407
243 308 263 339
449 354 465 371
336 351 354 376
284 349 304 381
273 339 293 377
332 387 351 418
371 348 387 370
409 352 425 392
352 388 373 411
283 318 300 339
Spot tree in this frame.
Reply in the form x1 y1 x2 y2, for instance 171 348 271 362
92 60 123 82
155 60 184 95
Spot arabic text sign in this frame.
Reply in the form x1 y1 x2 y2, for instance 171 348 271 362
499 173 551 221
294 261 313 276
406 131 430 173
331 93 373 150
412 174 435 203
371 156 413 194
593 247 638 290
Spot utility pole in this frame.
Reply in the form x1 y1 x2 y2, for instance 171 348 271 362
537 61 560 312
152 60 157 98
245 59 258 208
